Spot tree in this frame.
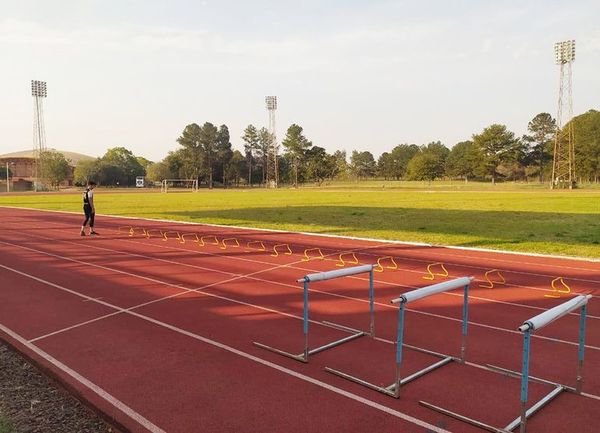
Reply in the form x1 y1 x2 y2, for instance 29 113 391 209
389 144 420 179
225 150 246 186
146 161 173 183
176 123 203 180
472 124 520 184
406 152 442 181
241 124 259 186
281 124 312 187
163 149 189 179
304 146 337 185
136 156 153 175
216 124 233 186
257 127 273 184
39 151 71 189
377 152 395 179
523 113 556 182
74 159 102 185
349 150 376 179
404 143 448 182
571 109 600 183
332 150 349 179
199 122 219 188
101 147 145 186
422 141 450 162
445 141 482 181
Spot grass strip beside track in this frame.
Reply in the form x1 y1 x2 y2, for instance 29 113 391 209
1 188 600 258
0 415 14 433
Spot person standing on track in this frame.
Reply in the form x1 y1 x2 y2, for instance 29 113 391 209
80 180 98 236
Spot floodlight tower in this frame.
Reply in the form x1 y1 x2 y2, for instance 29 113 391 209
551 40 576 189
265 96 278 188
31 80 48 189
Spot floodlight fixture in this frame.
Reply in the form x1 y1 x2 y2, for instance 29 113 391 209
31 80 47 98
265 96 277 110
554 40 575 65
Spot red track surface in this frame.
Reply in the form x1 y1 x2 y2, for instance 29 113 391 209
0 206 599 433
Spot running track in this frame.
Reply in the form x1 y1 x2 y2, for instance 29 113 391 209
0 206 598 433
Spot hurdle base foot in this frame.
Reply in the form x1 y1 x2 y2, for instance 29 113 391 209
325 367 398 398
253 342 307 363
420 401 510 433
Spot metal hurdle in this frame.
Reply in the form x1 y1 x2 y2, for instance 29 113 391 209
326 276 474 398
420 294 592 433
254 264 375 363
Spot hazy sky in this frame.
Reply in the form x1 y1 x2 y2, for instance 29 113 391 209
1 0 599 161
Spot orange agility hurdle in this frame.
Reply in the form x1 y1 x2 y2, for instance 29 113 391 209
117 226 133 234
374 256 398 273
162 231 182 243
180 233 200 244
336 252 359 267
302 248 325 261
423 262 448 280
246 240 266 251
220 238 240 250
479 269 506 289
271 244 293 257
545 277 571 298
145 229 167 241
199 235 219 247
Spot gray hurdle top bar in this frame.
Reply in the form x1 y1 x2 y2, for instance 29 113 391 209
254 264 375 363
326 276 474 398
421 294 592 433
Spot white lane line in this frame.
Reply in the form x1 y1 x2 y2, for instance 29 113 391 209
0 237 362 343
4 259 600 407
53 226 600 322
1 237 599 352
3 219 594 317
116 234 600 312
3 204 599 266
0 264 452 433
6 214 600 310
0 322 166 433
4 214 600 307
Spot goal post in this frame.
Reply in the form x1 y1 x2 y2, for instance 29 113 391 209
160 179 198 193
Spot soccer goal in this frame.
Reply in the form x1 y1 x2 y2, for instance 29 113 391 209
160 179 199 193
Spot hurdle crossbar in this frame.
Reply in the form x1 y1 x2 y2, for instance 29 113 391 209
254 264 375 363
421 294 592 433
326 276 473 398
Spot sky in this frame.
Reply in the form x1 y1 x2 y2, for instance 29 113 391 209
1 0 599 161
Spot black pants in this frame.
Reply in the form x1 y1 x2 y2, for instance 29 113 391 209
82 205 95 227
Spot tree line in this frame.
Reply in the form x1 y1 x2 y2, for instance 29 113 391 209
40 108 599 188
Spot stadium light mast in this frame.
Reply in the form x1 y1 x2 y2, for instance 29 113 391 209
31 80 48 190
265 96 278 188
551 40 576 189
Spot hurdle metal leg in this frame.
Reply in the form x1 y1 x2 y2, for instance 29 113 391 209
420 295 592 433
461 283 469 362
254 266 375 363
419 401 508 433
519 330 531 433
504 385 564 432
576 303 587 393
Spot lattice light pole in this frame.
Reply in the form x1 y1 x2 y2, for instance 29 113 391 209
32 80 48 190
265 96 278 188
551 40 576 189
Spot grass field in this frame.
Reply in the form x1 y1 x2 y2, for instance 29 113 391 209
0 415 14 433
1 186 599 258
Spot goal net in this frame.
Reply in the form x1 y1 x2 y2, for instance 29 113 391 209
160 179 199 193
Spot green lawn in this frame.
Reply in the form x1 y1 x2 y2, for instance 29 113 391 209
1 186 600 258
0 415 14 433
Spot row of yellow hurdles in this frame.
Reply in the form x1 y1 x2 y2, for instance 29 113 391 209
117 225 571 298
